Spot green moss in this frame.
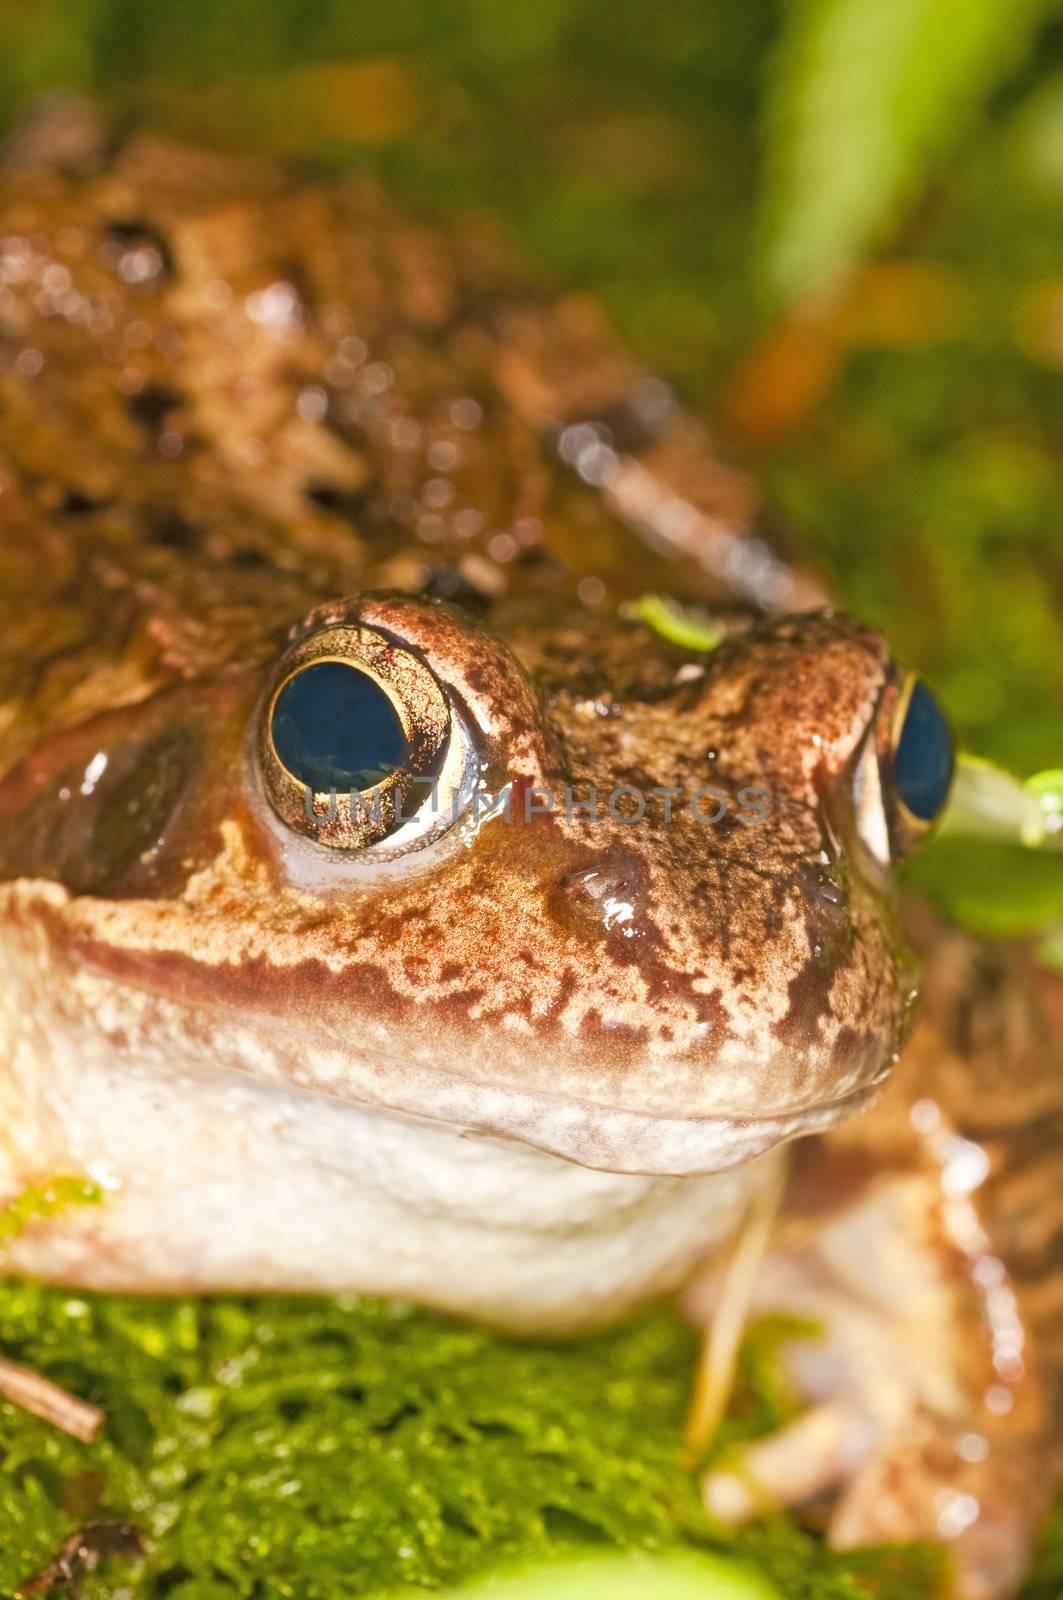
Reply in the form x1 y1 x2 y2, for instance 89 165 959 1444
0 1179 103 1247
0 1286 943 1600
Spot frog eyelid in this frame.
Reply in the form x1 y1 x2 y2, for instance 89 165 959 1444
852 735 892 867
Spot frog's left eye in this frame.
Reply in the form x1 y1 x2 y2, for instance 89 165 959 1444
854 672 954 864
256 623 473 854
891 678 955 826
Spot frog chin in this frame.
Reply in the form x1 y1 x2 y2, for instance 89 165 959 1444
222 996 889 1177
14 876 887 1189
0 883 886 1325
0 886 780 1327
142 979 885 1178
0 977 866 1327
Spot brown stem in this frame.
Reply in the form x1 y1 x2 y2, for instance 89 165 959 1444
0 1354 104 1442
683 1151 788 1459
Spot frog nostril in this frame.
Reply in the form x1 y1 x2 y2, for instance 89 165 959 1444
559 866 635 902
799 860 850 916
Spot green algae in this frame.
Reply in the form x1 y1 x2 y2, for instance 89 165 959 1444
0 1284 945 1600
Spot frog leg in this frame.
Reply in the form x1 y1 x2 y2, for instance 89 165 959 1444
686 914 1063 1600
689 1159 1052 1599
702 1400 872 1521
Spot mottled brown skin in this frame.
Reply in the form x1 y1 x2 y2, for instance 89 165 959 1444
0 120 1059 1597
0 126 900 1156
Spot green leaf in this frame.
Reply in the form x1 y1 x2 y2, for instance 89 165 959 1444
628 595 725 652
904 837 1063 940
939 755 1063 850
434 1550 783 1599
1036 924 1063 971
760 0 1059 302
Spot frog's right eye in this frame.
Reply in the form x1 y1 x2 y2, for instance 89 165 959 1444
256 622 474 855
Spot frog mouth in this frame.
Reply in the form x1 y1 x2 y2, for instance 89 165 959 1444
257 1030 884 1175
373 1069 884 1177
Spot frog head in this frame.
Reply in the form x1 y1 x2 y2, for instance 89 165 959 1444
5 595 953 1177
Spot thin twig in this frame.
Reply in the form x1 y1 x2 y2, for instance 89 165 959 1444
684 1153 787 1457
0 1354 104 1442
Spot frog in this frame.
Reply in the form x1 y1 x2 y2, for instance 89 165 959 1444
0 108 1059 1599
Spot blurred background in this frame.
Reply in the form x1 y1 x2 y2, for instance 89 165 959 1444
0 0 1061 930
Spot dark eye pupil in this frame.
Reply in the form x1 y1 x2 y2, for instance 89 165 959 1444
271 661 408 791
894 679 954 822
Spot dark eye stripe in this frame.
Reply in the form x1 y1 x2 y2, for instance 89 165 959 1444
894 678 954 822
271 661 409 792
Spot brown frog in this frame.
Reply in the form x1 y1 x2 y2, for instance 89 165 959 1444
0 115 1059 1598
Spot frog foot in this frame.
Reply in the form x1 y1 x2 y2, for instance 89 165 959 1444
683 1165 1057 1600
701 1401 1039 1600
